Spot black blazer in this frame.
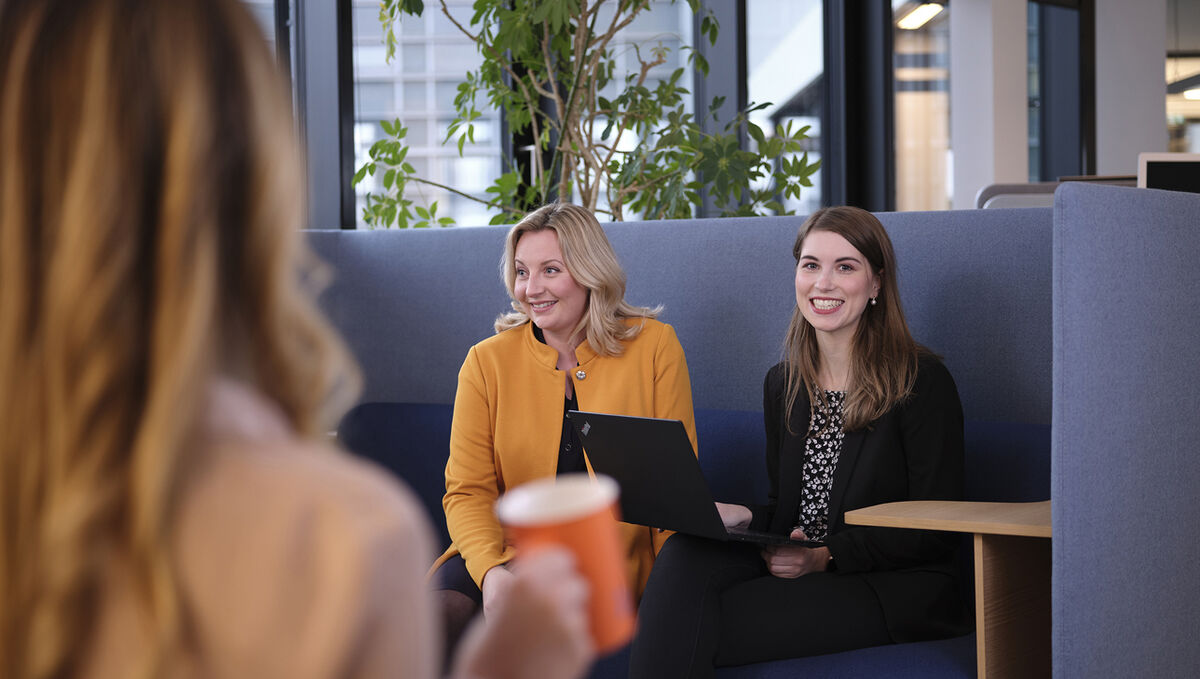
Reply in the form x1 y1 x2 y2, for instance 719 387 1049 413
749 354 969 642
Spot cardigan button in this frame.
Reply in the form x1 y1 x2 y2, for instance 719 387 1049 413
575 370 587 380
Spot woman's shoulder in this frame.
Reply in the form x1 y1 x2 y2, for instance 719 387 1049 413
764 361 788 390
914 350 954 382
189 381 433 579
171 435 434 675
464 323 533 365
910 350 960 402
614 316 678 351
476 322 529 349
621 316 671 334
187 434 432 557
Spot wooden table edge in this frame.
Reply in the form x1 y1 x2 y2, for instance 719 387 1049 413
843 500 1051 538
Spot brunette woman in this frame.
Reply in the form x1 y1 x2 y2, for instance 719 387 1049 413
629 207 967 678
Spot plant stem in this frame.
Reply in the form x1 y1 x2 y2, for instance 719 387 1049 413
408 176 523 215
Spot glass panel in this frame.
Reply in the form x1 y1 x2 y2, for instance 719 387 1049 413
591 0 695 218
403 82 427 111
351 0 501 227
353 7 381 41
406 119 430 146
1027 3 1041 182
746 0 824 216
1167 0 1200 152
432 42 481 74
1167 55 1200 152
613 2 694 107
241 0 276 44
893 0 951 211
435 81 460 113
358 81 395 119
402 44 428 73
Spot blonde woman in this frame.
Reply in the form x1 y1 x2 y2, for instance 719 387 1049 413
433 203 698 651
0 1 591 679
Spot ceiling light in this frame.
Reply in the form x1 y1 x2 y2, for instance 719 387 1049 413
1185 89 1200 101
1167 73 1200 95
898 3 944 30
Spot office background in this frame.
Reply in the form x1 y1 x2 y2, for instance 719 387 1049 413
237 0 1193 227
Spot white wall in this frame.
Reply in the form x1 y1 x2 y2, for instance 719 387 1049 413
949 0 1028 209
1095 0 1167 174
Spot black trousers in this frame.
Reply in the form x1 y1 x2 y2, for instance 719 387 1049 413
629 534 892 679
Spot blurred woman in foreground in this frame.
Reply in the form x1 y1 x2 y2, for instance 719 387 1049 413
0 1 591 678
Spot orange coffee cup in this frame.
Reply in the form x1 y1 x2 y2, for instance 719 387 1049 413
494 473 634 654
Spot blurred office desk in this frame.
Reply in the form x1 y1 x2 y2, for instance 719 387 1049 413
845 500 1052 679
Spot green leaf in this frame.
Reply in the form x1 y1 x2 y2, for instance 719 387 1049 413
747 123 766 145
601 117 616 141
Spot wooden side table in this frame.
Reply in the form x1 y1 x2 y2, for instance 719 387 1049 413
844 500 1051 679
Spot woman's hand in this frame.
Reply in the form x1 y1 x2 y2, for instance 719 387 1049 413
453 547 594 679
715 502 752 529
760 528 832 578
480 563 516 620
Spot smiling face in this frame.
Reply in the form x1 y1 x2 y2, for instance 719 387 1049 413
513 229 589 345
795 229 881 347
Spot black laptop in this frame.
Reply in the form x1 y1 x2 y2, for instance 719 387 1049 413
566 411 821 547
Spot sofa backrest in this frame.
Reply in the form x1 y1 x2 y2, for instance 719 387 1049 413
1051 184 1200 677
312 207 1053 523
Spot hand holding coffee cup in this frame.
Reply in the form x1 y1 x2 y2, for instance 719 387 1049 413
455 547 594 679
494 473 635 654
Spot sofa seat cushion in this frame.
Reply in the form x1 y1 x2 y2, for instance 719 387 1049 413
714 633 975 678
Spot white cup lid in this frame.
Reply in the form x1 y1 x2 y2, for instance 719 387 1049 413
495 473 619 526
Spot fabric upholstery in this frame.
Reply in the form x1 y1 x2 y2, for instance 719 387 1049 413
1052 184 1200 678
311 204 1057 679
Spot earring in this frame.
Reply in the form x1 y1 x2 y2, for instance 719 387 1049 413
870 297 877 306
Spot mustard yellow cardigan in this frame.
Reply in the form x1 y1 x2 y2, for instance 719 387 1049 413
434 318 697 599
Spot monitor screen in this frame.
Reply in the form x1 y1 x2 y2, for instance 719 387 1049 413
1137 153 1200 193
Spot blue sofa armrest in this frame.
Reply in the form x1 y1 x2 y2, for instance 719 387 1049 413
337 402 454 551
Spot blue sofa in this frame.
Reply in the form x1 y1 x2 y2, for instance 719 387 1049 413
316 184 1200 676
311 202 1057 677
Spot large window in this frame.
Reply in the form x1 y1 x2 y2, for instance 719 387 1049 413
746 0 823 217
350 0 693 227
1167 0 1200 153
242 0 278 44
592 1 695 218
893 0 950 211
350 0 502 228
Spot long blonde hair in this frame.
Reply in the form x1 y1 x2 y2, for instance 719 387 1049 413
495 203 660 356
782 207 924 432
0 1 359 677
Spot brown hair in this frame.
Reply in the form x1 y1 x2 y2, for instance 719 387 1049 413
782 207 924 431
0 1 358 677
495 203 660 356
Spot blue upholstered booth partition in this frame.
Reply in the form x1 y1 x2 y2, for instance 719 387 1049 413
315 209 1054 507
1052 184 1200 678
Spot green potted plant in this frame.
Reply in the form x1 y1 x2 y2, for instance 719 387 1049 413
354 0 819 227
